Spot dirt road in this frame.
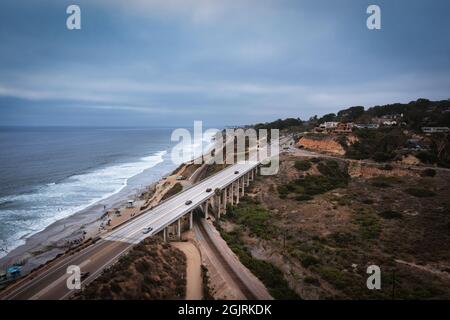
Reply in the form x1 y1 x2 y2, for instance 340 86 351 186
172 242 203 300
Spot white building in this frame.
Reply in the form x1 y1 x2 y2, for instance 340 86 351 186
319 121 339 129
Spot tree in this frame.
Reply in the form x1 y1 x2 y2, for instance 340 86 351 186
337 106 365 122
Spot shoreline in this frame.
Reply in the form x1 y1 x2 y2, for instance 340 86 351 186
0 152 178 274
0 134 216 276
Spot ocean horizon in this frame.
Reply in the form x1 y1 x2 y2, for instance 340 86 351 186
0 126 208 258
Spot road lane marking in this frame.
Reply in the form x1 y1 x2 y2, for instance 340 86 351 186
29 259 91 300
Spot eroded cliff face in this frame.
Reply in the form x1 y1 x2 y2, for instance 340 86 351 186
297 137 346 156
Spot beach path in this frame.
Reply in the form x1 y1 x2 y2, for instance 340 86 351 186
172 241 203 300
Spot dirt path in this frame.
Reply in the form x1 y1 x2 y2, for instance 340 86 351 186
395 260 450 280
172 242 203 300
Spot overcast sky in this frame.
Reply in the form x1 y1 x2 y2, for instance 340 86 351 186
0 0 449 127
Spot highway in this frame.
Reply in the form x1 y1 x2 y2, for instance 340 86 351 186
0 160 260 300
104 161 259 244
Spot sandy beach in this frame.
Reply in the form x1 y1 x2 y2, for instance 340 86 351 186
0 158 185 275
0 130 219 282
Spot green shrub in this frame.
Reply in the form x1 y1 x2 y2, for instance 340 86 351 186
304 276 320 286
416 151 438 164
294 159 312 171
278 160 349 200
218 226 300 299
370 176 403 188
277 185 289 198
373 151 395 162
379 210 402 219
300 254 320 268
354 212 381 239
421 169 436 177
371 181 391 188
226 202 276 240
317 160 348 180
404 188 436 197
329 232 355 245
316 266 353 290
295 194 313 202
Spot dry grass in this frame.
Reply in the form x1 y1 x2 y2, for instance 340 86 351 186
223 153 450 299
74 238 186 300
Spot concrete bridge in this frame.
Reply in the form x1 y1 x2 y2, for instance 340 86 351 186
103 161 261 244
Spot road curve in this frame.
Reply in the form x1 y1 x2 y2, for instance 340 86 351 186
0 161 260 300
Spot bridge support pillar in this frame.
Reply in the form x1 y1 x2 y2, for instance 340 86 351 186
177 219 181 240
204 200 209 219
217 193 222 219
163 227 167 242
236 181 240 204
230 183 234 205
241 177 245 196
223 188 227 213
189 211 193 230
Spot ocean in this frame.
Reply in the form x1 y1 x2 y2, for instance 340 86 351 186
0 126 210 258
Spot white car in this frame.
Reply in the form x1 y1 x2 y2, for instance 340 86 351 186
142 227 153 234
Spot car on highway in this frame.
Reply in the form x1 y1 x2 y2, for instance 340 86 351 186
206 188 212 192
185 200 192 205
234 171 239 174
142 227 153 234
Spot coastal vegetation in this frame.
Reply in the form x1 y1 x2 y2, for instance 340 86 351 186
278 159 349 200
221 152 450 299
161 183 183 201
74 238 186 300
217 219 299 300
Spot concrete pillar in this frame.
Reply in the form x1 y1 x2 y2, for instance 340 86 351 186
236 180 240 204
231 183 234 205
204 200 209 219
217 193 222 219
210 196 215 211
177 219 181 239
246 173 250 186
223 188 227 212
189 211 193 230
163 227 167 242
241 177 245 196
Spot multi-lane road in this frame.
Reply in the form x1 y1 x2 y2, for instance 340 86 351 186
104 161 259 244
0 160 260 300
